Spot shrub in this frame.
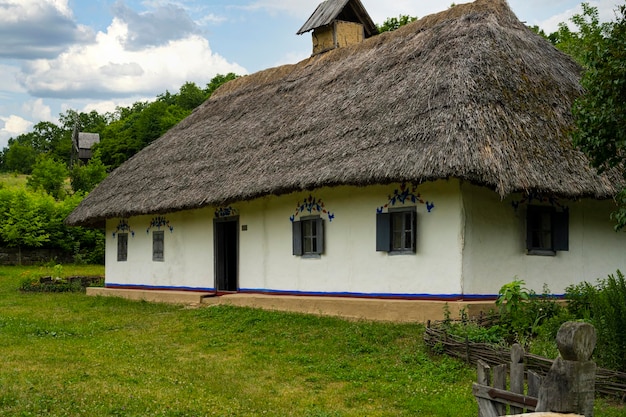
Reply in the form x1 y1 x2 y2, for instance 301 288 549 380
496 280 565 345
20 275 104 293
565 270 626 371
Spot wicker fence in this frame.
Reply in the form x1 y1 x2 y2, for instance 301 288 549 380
424 325 626 401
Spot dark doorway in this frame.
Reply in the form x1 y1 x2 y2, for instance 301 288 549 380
214 217 238 292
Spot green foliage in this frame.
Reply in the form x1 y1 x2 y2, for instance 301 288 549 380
0 188 104 264
566 270 626 371
495 279 530 314
26 154 69 199
1 141 37 174
0 190 50 264
376 15 418 33
204 72 239 96
548 3 612 67
570 5 626 229
70 156 107 193
496 280 565 345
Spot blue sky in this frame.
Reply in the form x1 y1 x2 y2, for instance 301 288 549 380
0 0 622 150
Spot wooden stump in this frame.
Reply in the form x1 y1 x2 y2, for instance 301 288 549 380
536 322 596 417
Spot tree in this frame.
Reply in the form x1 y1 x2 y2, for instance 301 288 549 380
204 73 239 96
2 141 37 173
27 155 69 199
571 5 626 229
0 190 50 264
376 15 418 33
176 81 207 110
70 157 107 194
547 3 613 66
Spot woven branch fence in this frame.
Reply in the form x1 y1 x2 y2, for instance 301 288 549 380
424 325 626 401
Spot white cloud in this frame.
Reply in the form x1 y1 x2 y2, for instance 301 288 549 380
197 12 227 25
17 17 247 99
532 0 621 33
0 64 25 94
81 97 150 115
0 0 94 60
240 0 446 23
23 98 53 122
0 115 33 149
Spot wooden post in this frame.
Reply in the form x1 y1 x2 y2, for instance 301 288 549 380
476 360 499 417
492 364 507 416
536 322 597 417
509 343 525 415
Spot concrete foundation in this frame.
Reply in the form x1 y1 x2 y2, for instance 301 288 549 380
86 287 495 322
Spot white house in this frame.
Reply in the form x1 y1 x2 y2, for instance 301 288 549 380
67 0 626 320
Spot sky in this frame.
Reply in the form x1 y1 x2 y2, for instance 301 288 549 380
0 0 622 150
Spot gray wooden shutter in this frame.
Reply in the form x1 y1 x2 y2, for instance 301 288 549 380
410 210 417 252
292 221 303 256
553 210 569 251
376 212 391 251
117 233 128 262
525 206 536 251
316 217 324 254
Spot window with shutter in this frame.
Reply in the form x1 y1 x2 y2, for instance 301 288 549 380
292 216 324 257
376 208 416 254
117 233 128 262
153 230 164 261
526 206 569 255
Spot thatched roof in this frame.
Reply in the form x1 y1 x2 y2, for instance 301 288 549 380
77 132 100 150
297 0 378 38
66 0 621 227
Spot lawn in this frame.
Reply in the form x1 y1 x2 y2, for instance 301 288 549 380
0 265 623 416
0 173 28 189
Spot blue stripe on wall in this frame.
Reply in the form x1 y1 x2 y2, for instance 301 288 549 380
103 284 565 301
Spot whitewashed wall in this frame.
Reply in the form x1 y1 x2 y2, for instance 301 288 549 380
461 182 626 296
105 208 215 290
105 180 466 297
237 181 464 297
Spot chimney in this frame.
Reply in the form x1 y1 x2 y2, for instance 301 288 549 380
297 0 378 55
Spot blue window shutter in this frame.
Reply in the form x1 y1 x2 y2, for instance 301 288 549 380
316 217 324 254
553 210 569 251
376 212 391 252
292 221 303 256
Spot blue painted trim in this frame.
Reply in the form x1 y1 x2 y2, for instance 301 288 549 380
103 285 564 301
105 283 215 292
238 288 497 301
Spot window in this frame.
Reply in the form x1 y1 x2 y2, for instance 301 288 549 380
292 216 324 256
117 233 128 262
153 230 164 261
376 208 416 253
526 206 568 255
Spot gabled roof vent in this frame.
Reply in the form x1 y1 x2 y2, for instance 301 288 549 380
297 0 378 55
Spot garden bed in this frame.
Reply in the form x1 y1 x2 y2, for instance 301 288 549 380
20 275 104 292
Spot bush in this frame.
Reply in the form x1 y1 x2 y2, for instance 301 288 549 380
495 280 564 345
565 270 626 371
20 275 104 293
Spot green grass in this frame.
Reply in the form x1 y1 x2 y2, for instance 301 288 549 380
0 266 623 416
0 173 28 189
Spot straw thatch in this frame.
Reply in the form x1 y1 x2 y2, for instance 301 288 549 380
66 0 621 227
